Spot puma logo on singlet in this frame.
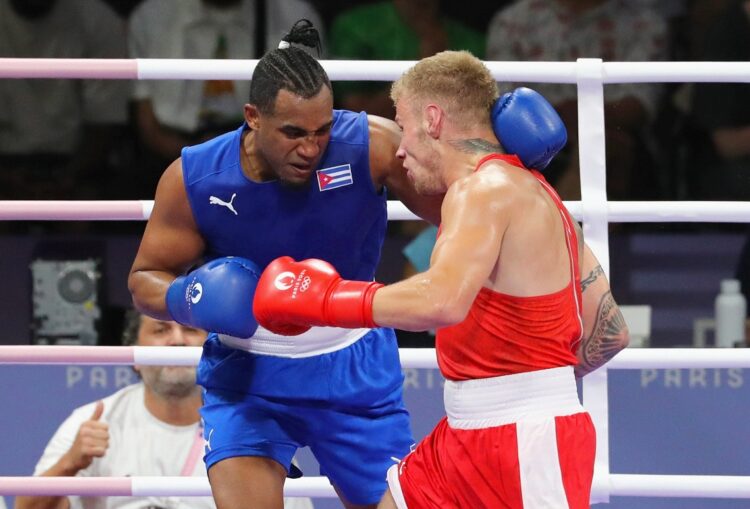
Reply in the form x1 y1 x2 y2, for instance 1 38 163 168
205 428 214 452
209 193 238 215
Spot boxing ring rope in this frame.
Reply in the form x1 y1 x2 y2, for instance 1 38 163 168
3 200 750 223
4 58 750 82
2 474 750 499
0 346 749 500
2 57 750 503
3 346 750 370
0 346 749 499
1 346 749 502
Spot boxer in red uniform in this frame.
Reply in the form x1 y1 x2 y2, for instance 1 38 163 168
253 50 630 509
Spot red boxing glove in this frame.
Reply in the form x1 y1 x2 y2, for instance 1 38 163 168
253 256 383 336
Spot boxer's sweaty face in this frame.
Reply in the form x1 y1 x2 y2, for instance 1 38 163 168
256 88 333 188
395 98 443 195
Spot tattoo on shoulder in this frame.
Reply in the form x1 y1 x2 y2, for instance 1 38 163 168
581 265 605 292
578 291 627 374
450 138 503 155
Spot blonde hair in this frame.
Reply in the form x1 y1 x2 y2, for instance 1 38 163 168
390 51 499 128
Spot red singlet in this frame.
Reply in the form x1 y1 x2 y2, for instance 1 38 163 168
388 154 595 509
436 154 583 381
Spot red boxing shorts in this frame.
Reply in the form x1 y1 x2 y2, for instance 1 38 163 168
387 366 595 508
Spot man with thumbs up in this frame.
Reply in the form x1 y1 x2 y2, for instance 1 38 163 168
15 311 313 509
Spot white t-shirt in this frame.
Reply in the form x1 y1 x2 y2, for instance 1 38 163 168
128 0 325 133
0 0 129 154
34 383 313 509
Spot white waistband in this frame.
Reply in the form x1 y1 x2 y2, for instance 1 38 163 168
444 366 584 429
218 325 370 358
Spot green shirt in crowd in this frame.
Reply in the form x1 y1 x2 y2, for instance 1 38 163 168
330 1 486 99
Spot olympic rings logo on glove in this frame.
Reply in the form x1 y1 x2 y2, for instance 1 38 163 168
299 276 311 292
272 270 311 297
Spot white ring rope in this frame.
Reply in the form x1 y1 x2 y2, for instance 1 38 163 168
3 58 750 83
3 58 749 502
0 477 332 498
2 201 750 223
2 474 750 499
2 346 750 370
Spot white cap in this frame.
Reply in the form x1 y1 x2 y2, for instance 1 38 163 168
721 279 741 294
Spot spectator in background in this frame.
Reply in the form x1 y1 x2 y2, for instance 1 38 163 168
15 310 313 509
128 0 324 188
690 1 750 311
329 0 485 119
0 0 129 200
685 0 734 63
690 0 750 200
487 0 669 200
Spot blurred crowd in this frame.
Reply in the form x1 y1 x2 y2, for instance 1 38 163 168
3 0 748 204
3 0 750 335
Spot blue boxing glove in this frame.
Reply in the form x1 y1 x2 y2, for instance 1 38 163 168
166 256 260 338
491 87 567 171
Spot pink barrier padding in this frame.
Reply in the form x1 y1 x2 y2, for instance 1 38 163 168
0 59 137 79
0 477 132 496
0 201 145 220
0 346 135 365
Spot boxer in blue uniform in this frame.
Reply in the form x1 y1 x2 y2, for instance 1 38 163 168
128 20 566 509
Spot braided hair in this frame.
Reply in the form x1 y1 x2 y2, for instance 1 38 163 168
249 19 331 114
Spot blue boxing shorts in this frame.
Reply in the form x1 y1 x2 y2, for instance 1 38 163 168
197 327 415 506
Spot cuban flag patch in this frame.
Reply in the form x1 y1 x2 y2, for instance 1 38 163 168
317 164 354 191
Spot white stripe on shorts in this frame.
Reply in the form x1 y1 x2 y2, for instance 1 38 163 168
517 417 569 508
386 463 410 509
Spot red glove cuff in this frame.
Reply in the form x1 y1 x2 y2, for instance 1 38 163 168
326 280 384 329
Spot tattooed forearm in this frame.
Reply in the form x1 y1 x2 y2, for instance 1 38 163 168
577 290 628 376
449 138 503 155
581 265 605 292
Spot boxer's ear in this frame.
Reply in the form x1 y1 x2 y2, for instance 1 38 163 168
424 104 443 139
244 104 261 130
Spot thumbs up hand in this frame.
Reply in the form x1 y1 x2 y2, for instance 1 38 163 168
63 401 110 471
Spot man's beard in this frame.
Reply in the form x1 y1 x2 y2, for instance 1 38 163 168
139 366 199 400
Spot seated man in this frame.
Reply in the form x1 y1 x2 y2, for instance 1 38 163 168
254 51 630 508
15 311 312 509
0 0 129 201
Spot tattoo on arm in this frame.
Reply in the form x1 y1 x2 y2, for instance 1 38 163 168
578 290 627 375
581 265 605 292
449 138 503 155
